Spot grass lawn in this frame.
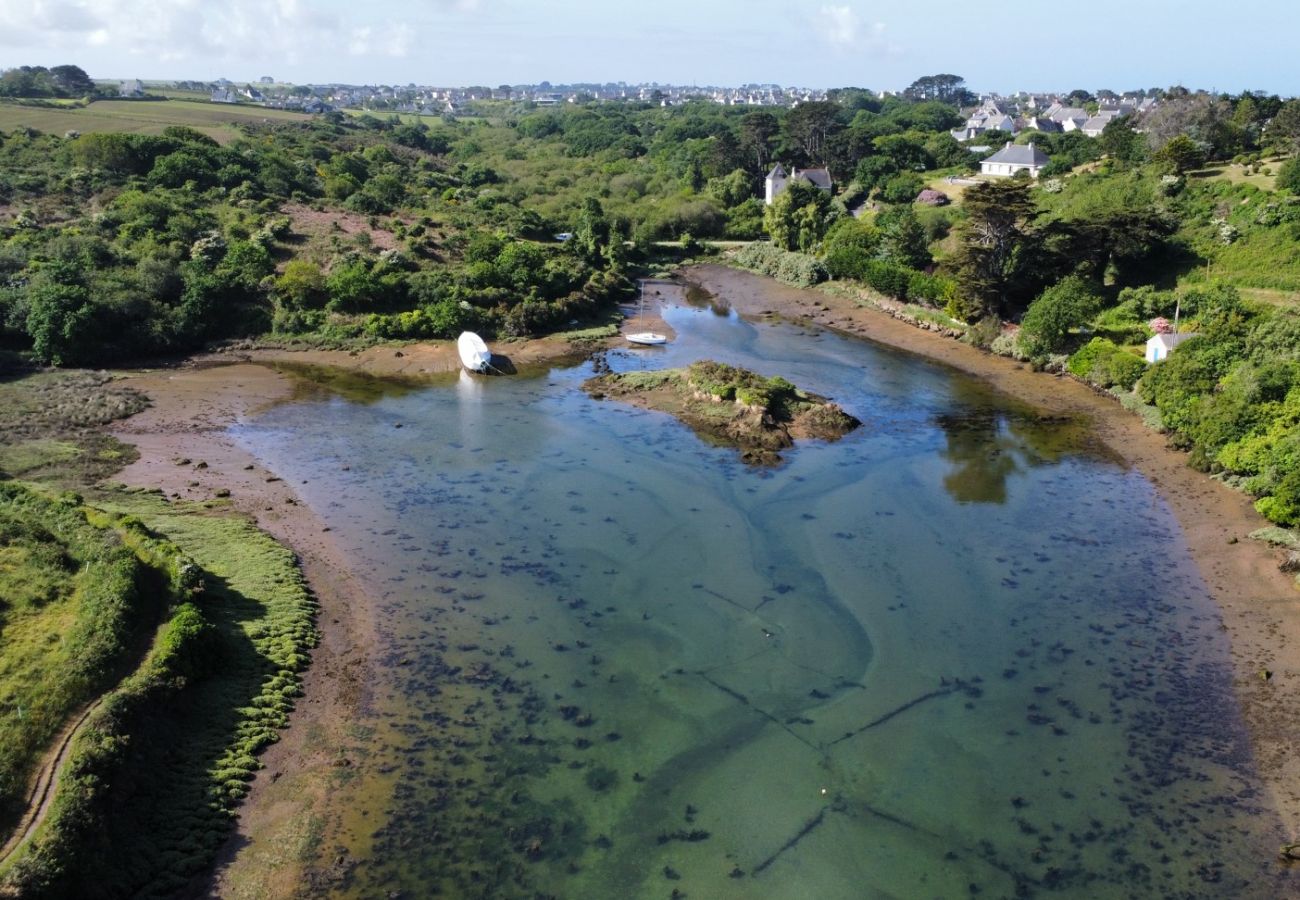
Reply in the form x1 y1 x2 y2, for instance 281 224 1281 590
1238 287 1300 310
923 173 973 205
1192 161 1281 192
0 98 312 144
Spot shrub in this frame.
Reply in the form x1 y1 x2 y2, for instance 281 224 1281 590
734 243 827 288
1278 158 1300 195
1019 276 1104 358
1068 337 1147 390
964 316 1002 350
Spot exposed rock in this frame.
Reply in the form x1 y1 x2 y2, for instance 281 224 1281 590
582 360 860 465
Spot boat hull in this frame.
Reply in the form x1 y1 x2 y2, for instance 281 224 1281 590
626 332 668 346
457 331 492 372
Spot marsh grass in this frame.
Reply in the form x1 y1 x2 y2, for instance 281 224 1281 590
0 372 146 483
0 484 160 837
0 484 317 897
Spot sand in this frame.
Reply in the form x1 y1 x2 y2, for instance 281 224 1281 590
105 275 1300 894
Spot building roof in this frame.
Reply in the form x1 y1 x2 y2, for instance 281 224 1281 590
1146 332 1199 349
1050 106 1088 123
982 142 1050 166
766 163 787 179
793 167 832 190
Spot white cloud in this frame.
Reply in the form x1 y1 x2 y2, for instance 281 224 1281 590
815 5 900 56
350 23 413 58
819 5 859 47
0 0 415 66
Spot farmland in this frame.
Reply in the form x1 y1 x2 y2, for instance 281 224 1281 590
0 98 311 144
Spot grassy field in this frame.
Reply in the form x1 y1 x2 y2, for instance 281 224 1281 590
0 365 318 894
923 173 974 205
1194 160 1282 191
0 99 312 144
0 485 161 834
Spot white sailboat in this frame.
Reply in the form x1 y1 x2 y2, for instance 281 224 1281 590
626 281 668 346
457 331 492 373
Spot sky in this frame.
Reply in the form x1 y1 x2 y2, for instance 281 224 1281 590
1 0 1297 95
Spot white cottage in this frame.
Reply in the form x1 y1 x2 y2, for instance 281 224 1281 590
764 163 833 205
1145 332 1199 363
980 142 1050 178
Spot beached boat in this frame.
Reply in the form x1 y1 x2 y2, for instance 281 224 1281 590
457 331 492 373
626 281 668 346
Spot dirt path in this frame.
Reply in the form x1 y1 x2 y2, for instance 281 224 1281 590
0 699 101 867
682 263 1300 844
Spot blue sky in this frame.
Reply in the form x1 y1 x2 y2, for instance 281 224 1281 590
2 0 1296 94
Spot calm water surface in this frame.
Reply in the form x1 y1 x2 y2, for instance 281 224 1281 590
235 286 1288 899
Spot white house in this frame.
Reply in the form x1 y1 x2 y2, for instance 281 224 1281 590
980 142 1050 178
118 79 144 97
1145 332 1199 363
764 163 833 205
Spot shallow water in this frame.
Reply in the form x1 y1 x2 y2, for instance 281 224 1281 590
235 288 1290 899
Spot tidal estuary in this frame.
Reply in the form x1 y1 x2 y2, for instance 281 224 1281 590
233 284 1288 899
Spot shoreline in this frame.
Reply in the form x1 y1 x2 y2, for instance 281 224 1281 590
108 331 612 894
110 361 380 897
681 262 1300 845
104 277 1300 891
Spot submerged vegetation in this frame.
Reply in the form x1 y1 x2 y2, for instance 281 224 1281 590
1 69 1299 893
584 360 861 464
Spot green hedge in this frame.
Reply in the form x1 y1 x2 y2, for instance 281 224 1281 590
823 247 955 305
734 243 828 288
1067 338 1148 390
0 485 161 830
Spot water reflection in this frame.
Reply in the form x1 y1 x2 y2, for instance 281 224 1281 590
936 381 1104 504
235 292 1287 900
272 360 437 405
681 281 732 316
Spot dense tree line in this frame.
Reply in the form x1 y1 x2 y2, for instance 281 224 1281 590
0 65 96 99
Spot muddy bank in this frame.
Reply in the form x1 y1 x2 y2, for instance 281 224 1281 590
682 262 1300 844
206 330 600 378
110 363 382 898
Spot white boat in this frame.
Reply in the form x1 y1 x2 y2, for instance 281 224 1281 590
457 331 492 373
626 281 668 346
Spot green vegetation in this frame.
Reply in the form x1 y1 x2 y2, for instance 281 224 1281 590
585 360 860 464
0 366 315 894
0 487 317 898
0 99 312 145
0 485 160 833
684 360 803 414
0 66 96 101
684 85 1300 530
2 74 1300 892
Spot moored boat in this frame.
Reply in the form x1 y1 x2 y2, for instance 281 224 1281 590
457 331 492 373
627 280 669 346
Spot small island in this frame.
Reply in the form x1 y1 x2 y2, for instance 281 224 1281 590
583 360 861 464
